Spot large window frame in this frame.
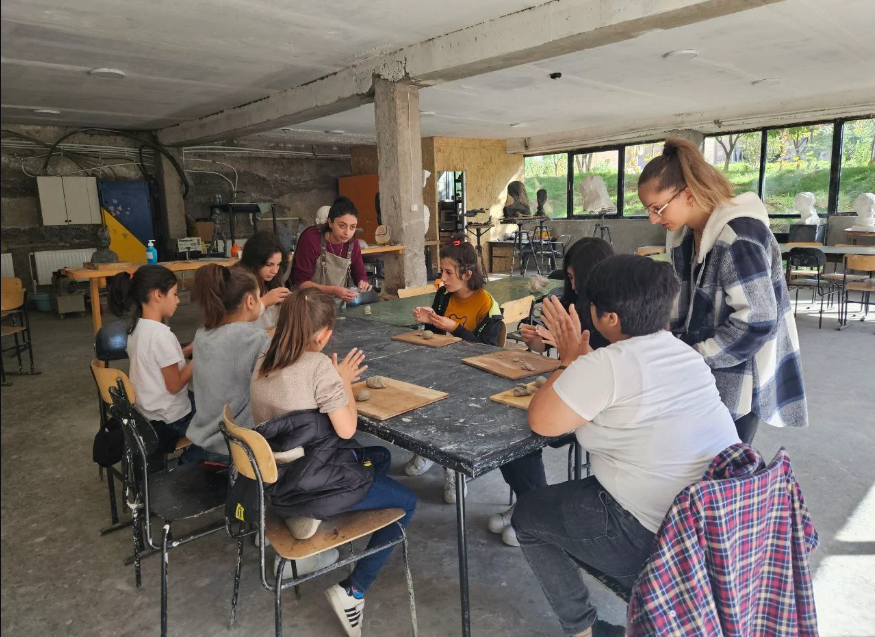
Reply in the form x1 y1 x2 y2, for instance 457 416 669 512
526 116 873 219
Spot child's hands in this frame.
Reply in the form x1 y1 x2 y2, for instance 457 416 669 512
413 306 435 325
263 287 291 307
541 296 584 367
430 314 457 333
181 342 194 358
333 348 368 385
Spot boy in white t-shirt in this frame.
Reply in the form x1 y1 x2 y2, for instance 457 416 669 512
512 255 739 637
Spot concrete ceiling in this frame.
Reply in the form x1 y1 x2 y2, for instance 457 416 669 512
0 0 546 128
280 0 875 149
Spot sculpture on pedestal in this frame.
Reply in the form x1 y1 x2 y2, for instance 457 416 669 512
795 192 820 225
536 189 548 216
849 193 875 231
579 175 616 214
503 181 531 218
90 226 119 264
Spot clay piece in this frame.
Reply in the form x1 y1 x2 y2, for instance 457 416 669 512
420 330 434 340
534 376 547 387
355 390 371 402
366 376 387 389
511 357 521 363
520 361 536 372
364 305 372 316
512 385 531 397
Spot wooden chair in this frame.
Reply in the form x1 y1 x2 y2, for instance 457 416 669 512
785 242 823 247
397 284 435 299
838 254 875 330
499 295 534 348
785 247 833 329
1 277 38 386
108 385 226 637
221 406 418 637
823 245 870 283
636 246 666 257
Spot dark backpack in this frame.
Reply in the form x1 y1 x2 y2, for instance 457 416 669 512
92 415 125 467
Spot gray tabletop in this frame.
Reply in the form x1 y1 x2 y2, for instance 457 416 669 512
779 244 875 256
326 317 562 477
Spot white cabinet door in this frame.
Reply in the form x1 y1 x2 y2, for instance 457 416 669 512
37 176 68 226
61 177 101 225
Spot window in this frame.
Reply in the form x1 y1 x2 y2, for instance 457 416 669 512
623 142 664 216
762 123 834 215
703 132 762 196
839 117 875 212
524 154 568 218
571 150 620 215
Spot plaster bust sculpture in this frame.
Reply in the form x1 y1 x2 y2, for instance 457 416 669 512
579 175 616 214
794 192 820 225
536 189 548 216
849 192 875 230
503 181 531 218
90 226 119 264
315 205 330 226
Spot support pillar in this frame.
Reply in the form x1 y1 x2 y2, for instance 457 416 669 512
668 128 705 149
154 147 187 257
374 77 426 292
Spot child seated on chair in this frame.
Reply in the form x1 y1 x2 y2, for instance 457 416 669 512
512 255 739 637
250 287 416 637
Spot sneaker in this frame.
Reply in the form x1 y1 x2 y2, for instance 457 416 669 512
443 468 467 504
325 583 366 637
274 549 339 579
591 619 627 636
253 532 271 548
285 516 321 540
501 525 520 547
488 505 515 534
404 454 434 476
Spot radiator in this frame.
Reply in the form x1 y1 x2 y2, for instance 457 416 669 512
0 253 13 279
31 249 95 286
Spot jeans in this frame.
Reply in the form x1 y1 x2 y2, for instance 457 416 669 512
346 446 417 594
512 477 654 635
180 444 230 465
734 413 760 444
500 449 548 497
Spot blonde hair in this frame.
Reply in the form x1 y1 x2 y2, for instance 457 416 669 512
258 288 336 377
639 137 734 214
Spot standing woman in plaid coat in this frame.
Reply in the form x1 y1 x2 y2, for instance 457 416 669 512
637 138 808 443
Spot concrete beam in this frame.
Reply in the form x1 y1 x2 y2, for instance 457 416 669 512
157 0 784 146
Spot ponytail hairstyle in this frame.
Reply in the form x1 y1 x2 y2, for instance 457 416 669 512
439 240 485 291
258 287 336 377
240 232 288 295
194 264 259 330
107 265 178 333
638 137 734 214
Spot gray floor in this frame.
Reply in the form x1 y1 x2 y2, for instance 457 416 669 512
1 301 873 637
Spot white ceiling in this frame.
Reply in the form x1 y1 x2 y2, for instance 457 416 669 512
282 0 875 144
0 0 546 128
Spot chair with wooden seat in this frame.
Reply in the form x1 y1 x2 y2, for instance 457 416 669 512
837 254 875 330
499 295 534 347
397 284 435 299
1 277 38 386
823 245 871 284
108 385 226 637
220 406 417 637
785 247 833 328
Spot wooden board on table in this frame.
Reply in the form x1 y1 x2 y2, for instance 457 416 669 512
351 377 448 421
462 350 559 380
490 381 540 410
83 261 135 270
391 330 461 348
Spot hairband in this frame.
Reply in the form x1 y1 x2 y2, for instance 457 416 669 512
663 144 678 158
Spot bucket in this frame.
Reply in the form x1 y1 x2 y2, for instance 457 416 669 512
30 292 51 312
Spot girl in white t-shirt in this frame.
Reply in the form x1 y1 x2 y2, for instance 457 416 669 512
108 265 194 444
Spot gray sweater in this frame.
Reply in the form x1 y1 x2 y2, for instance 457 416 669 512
187 322 270 454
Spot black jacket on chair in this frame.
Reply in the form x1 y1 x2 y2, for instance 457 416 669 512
253 409 373 521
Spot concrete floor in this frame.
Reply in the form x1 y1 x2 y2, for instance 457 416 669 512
1 301 873 637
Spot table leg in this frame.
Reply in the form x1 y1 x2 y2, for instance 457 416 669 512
455 470 471 637
90 278 103 334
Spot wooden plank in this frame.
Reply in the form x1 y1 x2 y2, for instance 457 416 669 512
362 245 404 255
82 261 136 270
391 330 461 348
490 381 541 410
351 377 448 421
462 350 559 380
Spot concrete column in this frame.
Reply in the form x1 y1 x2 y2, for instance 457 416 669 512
155 147 187 253
374 77 426 291
668 129 705 149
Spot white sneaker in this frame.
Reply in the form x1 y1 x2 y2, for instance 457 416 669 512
501 525 520 547
285 516 322 540
274 549 339 579
325 583 366 637
405 454 434 476
488 504 515 534
253 532 271 548
443 468 467 504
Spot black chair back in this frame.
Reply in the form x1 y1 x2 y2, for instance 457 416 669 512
95 321 130 362
787 247 826 269
108 383 160 497
788 224 826 244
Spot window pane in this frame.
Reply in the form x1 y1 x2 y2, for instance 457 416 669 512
524 154 568 218
571 150 620 215
623 142 664 216
763 124 833 215
703 132 762 196
839 118 875 213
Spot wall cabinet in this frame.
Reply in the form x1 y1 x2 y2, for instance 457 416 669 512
37 176 102 226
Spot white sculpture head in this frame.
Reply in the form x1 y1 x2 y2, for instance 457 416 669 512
423 204 430 233
854 193 875 223
794 192 819 225
315 205 331 225
422 170 431 188
579 175 616 213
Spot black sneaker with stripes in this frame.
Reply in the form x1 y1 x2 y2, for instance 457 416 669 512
325 583 366 637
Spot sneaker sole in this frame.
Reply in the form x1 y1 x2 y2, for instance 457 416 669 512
324 586 363 637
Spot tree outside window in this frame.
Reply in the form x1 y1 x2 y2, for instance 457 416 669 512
703 132 762 196
839 118 875 212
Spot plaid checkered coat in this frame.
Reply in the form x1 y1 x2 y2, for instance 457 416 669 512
668 192 807 428
627 444 819 636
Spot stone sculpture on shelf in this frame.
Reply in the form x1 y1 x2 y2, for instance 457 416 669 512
90 226 119 264
795 192 820 225
579 175 616 214
503 181 531 218
536 189 548 216
849 192 875 231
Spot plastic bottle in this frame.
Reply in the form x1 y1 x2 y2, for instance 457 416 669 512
146 240 158 265
231 242 242 258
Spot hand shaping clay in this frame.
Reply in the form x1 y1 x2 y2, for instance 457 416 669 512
355 390 371 402
520 361 536 372
534 376 547 387
366 376 387 389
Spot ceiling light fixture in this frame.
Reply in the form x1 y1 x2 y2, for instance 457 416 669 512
89 68 127 80
324 129 345 135
420 111 436 117
751 78 780 86
509 123 528 128
663 49 698 60
32 108 61 115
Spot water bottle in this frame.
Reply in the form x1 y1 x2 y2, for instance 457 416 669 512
146 240 158 265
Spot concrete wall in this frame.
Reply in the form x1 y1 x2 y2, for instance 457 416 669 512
548 217 668 256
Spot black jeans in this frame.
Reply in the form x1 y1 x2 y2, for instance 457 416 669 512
512 477 654 635
734 413 760 444
499 449 548 498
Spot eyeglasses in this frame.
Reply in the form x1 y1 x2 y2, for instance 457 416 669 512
645 188 684 217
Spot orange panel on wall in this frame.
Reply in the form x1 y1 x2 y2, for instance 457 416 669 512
338 174 379 244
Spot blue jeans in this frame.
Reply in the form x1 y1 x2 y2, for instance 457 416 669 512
346 447 417 594
512 477 654 634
